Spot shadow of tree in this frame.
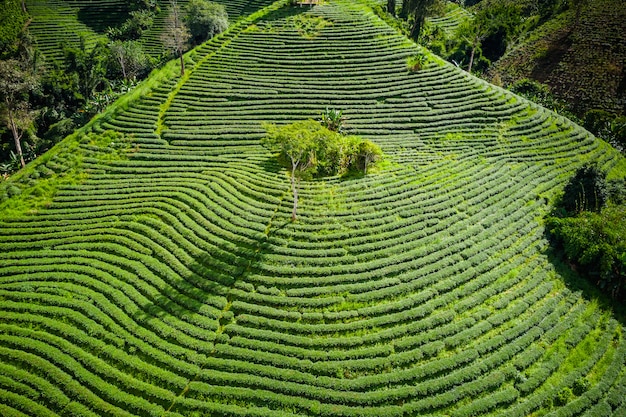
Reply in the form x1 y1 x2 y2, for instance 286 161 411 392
543 244 626 326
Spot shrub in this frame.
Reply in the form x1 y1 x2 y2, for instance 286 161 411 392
560 165 608 214
407 54 426 72
555 387 573 406
320 108 346 133
185 0 228 44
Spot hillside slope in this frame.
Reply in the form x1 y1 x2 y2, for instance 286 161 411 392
489 0 626 117
24 0 277 63
1 0 626 416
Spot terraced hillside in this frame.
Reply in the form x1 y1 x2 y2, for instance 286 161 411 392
489 0 626 116
25 0 278 63
2 0 626 416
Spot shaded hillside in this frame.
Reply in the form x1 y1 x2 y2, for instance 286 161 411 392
489 0 626 117
25 0 277 63
1 0 626 416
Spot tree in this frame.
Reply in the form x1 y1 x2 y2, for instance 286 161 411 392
400 0 436 40
263 120 319 221
109 40 150 80
357 139 383 174
387 0 396 16
547 206 625 299
63 38 109 101
263 119 384 220
186 0 228 44
162 0 190 76
456 17 490 74
0 60 38 169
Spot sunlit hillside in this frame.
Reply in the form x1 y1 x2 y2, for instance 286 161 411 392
1 0 625 416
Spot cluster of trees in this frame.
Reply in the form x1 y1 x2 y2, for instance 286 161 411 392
547 165 626 300
0 0 227 176
263 115 383 220
161 0 228 75
382 0 583 75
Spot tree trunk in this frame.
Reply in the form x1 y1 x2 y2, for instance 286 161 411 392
7 108 26 168
290 165 298 221
179 52 185 76
387 0 396 16
468 45 476 74
410 17 419 40
118 54 127 80
21 0 26 13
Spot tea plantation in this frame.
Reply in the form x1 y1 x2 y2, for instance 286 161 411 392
1 0 626 416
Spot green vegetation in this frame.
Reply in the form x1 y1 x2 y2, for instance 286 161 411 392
186 0 228 44
0 0 28 59
263 119 383 220
547 165 626 300
0 0 625 416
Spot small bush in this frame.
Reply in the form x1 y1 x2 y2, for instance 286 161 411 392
573 377 590 396
555 387 573 406
407 54 426 71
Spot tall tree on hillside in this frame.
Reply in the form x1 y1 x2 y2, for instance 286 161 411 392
0 60 38 169
456 16 490 74
263 121 318 221
162 0 190 76
109 40 150 80
400 0 436 40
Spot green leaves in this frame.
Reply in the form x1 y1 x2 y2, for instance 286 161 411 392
262 119 383 178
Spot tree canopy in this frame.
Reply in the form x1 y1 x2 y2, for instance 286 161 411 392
263 119 382 220
185 0 228 44
547 166 626 300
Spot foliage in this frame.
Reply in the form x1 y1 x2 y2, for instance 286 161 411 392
509 78 579 121
288 14 334 39
0 0 28 59
108 40 153 80
185 0 228 44
583 109 626 152
559 165 608 214
263 118 382 219
162 1 191 75
263 119 382 178
400 0 437 40
572 377 590 395
62 38 110 101
320 107 346 133
107 9 156 41
407 54 426 71
555 387 573 406
547 167 626 300
0 59 39 168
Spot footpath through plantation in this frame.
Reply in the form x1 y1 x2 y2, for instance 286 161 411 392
1 0 626 416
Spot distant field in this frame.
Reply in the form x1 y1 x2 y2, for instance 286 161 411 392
1 0 625 416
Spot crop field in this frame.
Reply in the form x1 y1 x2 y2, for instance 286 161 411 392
2 0 626 416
